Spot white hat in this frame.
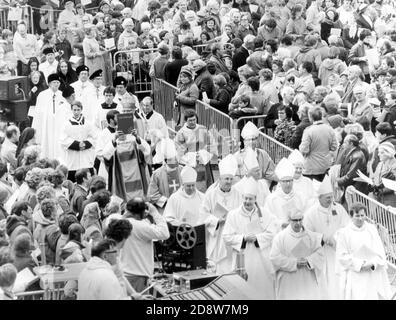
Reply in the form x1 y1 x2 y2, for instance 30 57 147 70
181 166 197 184
317 175 333 196
243 147 259 170
241 121 259 140
242 176 258 196
275 158 295 180
288 149 304 165
162 138 177 160
289 210 304 220
219 154 238 176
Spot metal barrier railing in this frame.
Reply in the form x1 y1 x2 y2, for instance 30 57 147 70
345 186 396 266
257 131 293 164
151 78 178 129
114 48 158 94
0 5 34 34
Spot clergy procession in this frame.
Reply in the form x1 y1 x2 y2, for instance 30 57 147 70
0 0 396 302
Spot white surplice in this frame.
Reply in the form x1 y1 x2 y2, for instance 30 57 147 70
336 222 392 300
223 205 280 299
304 202 350 299
270 225 325 300
163 188 205 226
264 189 307 225
200 183 242 274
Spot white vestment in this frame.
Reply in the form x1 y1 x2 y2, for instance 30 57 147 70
39 60 59 84
304 202 350 299
264 189 307 226
223 205 280 299
32 88 71 160
59 117 96 171
336 222 392 300
276 175 317 209
71 80 98 123
200 184 242 274
270 225 325 300
163 188 205 226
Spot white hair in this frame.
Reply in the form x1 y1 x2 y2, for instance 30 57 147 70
243 34 255 45
141 22 151 30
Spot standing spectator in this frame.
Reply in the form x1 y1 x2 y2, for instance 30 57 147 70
1 125 20 174
274 105 296 148
55 27 73 61
318 47 347 86
257 18 283 43
121 198 169 293
16 128 37 168
205 74 231 114
82 24 108 86
192 59 215 100
299 107 338 181
57 59 78 92
246 37 271 74
348 29 372 83
285 4 306 39
13 22 40 76
232 34 255 71
175 66 199 125
164 46 188 86
291 103 312 149
149 43 169 80
71 169 91 220
371 122 396 173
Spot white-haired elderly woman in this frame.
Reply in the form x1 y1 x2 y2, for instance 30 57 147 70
117 18 139 51
370 142 396 207
21 145 41 167
81 202 103 244
138 21 159 48
82 24 108 85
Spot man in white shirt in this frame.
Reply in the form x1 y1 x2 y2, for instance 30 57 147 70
39 47 59 85
71 65 97 123
121 198 169 292
141 96 169 141
164 166 205 226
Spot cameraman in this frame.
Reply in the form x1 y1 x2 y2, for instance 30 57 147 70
120 197 169 293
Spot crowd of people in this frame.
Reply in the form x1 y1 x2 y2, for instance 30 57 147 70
0 0 395 300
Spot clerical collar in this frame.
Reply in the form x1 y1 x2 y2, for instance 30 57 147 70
145 111 154 119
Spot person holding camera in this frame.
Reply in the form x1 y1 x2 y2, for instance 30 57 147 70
120 197 169 293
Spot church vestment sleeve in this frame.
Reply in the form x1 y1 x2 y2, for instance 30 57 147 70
269 233 298 272
222 211 245 251
336 228 365 272
305 233 325 275
200 196 221 237
255 216 280 250
83 140 93 149
367 224 387 269
163 194 177 223
68 141 81 151
147 173 166 205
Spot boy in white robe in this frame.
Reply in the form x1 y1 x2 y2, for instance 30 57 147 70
336 203 392 300
223 177 280 299
164 166 205 226
304 175 350 299
270 210 325 300
200 154 242 274
32 73 71 161
264 158 307 228
60 101 96 182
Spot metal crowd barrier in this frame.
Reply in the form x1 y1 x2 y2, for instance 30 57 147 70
151 77 179 129
0 5 34 34
114 48 158 95
195 99 234 158
257 131 293 164
345 186 396 266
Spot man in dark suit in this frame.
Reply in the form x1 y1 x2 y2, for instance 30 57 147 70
232 34 255 72
164 46 188 86
71 169 91 220
384 91 396 136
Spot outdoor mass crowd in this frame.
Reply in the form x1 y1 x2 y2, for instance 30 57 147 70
0 0 395 300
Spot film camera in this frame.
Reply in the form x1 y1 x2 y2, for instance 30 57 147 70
156 222 207 274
